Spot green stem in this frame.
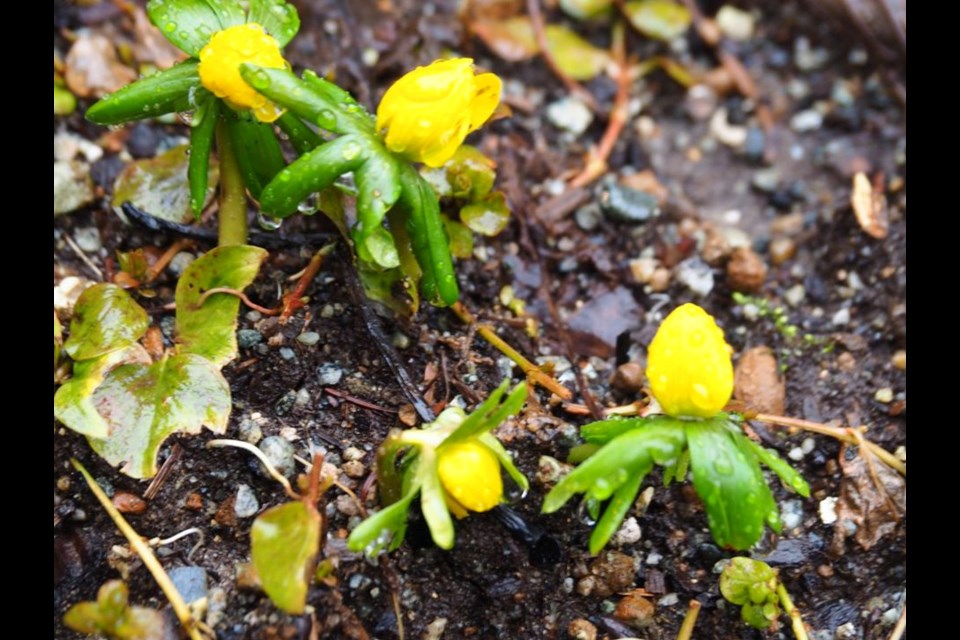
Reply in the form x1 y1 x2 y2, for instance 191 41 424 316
216 119 248 246
676 600 701 640
777 583 809 640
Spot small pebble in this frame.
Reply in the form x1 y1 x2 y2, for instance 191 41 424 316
791 109 824 132
169 566 208 605
236 329 262 349
726 247 767 293
674 257 714 297
716 5 754 41
575 204 602 231
784 284 806 307
891 350 906 371
56 476 71 491
168 252 195 276
874 387 894 403
743 127 765 163
546 97 594 136
537 456 571 486
610 362 644 393
614 591 655 628
649 267 671 292
342 460 366 478
817 564 834 577
835 622 857 639
752 167 780 193
612 517 642 546
320 304 336 318
112 492 147 514
819 497 839 525
657 593 679 607
832 308 851 326
234 484 259 518
335 494 360 517
629 257 658 284
297 332 320 346
781 499 803 530
317 363 343 386
259 436 296 479
769 238 796 265
788 446 804 461
185 493 203 510
237 417 263 445
74 227 102 253
343 447 365 462
794 37 829 71
881 608 900 626
710 108 747 147
278 347 295 361
801 437 816 454
567 618 597 640
391 332 411 349
646 551 662 566
685 84 718 121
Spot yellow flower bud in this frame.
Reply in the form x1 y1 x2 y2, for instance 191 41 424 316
198 24 287 123
646 303 734 418
437 441 503 516
376 58 501 168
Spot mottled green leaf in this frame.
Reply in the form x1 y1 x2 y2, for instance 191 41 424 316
88 353 231 478
175 245 268 366
590 472 644 554
114 144 218 224
55 345 152 439
545 25 612 80
719 557 781 630
443 145 497 200
251 501 321 614
624 0 692 42
559 0 614 20
442 216 473 259
248 0 301 47
686 419 777 550
147 0 243 57
85 61 200 125
64 284 149 361
739 434 811 497
259 135 367 217
188 95 218 216
354 150 403 268
460 191 511 237
63 580 167 640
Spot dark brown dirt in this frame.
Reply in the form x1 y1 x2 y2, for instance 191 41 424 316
55 1 906 639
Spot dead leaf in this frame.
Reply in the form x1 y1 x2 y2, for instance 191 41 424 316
851 172 889 239
471 17 539 62
130 5 187 69
64 33 137 98
831 444 905 553
734 346 785 415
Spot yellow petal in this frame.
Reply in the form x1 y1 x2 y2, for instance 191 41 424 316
437 441 503 513
468 73 502 133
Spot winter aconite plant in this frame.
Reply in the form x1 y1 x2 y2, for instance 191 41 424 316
348 380 528 553
543 303 810 553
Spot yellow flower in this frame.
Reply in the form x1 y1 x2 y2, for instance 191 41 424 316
376 58 501 168
437 441 503 518
646 303 734 418
198 24 287 123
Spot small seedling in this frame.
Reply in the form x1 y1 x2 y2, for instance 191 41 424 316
348 379 529 554
719 557 809 640
64 580 167 640
542 304 810 553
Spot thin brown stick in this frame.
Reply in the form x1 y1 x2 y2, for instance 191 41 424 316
753 413 905 476
324 387 397 415
451 302 572 400
676 600 701 640
281 243 335 320
143 443 182 500
570 21 630 189
526 0 598 111
145 238 191 283
63 233 104 280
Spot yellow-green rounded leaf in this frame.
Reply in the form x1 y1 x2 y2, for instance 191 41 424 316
64 284 149 361
251 501 321 614
625 0 692 42
460 192 511 237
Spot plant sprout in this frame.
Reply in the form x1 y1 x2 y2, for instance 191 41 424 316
542 304 810 553
348 379 529 554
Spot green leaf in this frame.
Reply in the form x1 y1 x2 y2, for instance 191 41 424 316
224 115 286 199
63 580 168 640
590 472 644 555
354 150 403 268
248 0 301 47
544 25 612 81
624 0 692 42
54 84 77 116
251 501 321 614
188 95 218 216
443 145 497 200
55 345 152 439
276 112 321 155
442 216 474 259
477 432 529 493
175 245 268 367
417 448 455 549
542 420 685 513
239 66 371 136
64 284 149 361
398 165 459 306
356 226 400 270
147 0 243 57
559 0 614 20
114 144 218 225
738 433 811 498
259 135 367 217
686 419 777 550
460 191 511 237
88 353 231 478
580 417 646 445
388 208 423 314
348 475 420 554
719 557 781 630
443 380 523 445
85 61 200 125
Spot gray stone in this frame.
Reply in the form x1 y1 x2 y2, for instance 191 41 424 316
168 252 196 276
74 227 102 253
297 332 320 346
169 566 208 605
234 484 260 518
317 363 344 386
791 109 824 132
259 436 297 478
546 97 594 135
54 161 94 216
237 329 262 349
237 417 263 445
675 257 715 297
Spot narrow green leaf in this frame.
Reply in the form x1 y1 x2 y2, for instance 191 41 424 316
239 66 369 136
224 115 286 199
300 70 375 133
738 432 811 498
188 96 218 217
686 420 777 550
55 345 152 439
276 112 321 155
354 150 403 267
624 0 692 42
248 0 301 47
417 449 455 549
589 472 644 555
251 501 321 615
85 61 200 125
114 144 218 224
347 485 418 555
443 379 511 445
259 135 367 217
175 245 268 366
580 417 646 445
147 0 242 57
64 284 149 361
88 354 230 478
478 432 529 493
398 165 459 306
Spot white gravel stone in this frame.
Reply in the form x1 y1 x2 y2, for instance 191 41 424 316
819 497 839 525
546 97 594 136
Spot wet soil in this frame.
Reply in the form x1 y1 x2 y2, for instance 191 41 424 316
55 1 905 639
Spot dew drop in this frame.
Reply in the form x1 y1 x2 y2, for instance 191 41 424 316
576 500 598 527
341 141 362 161
257 211 283 231
713 455 734 475
248 69 271 91
297 194 319 215
164 22 177 33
